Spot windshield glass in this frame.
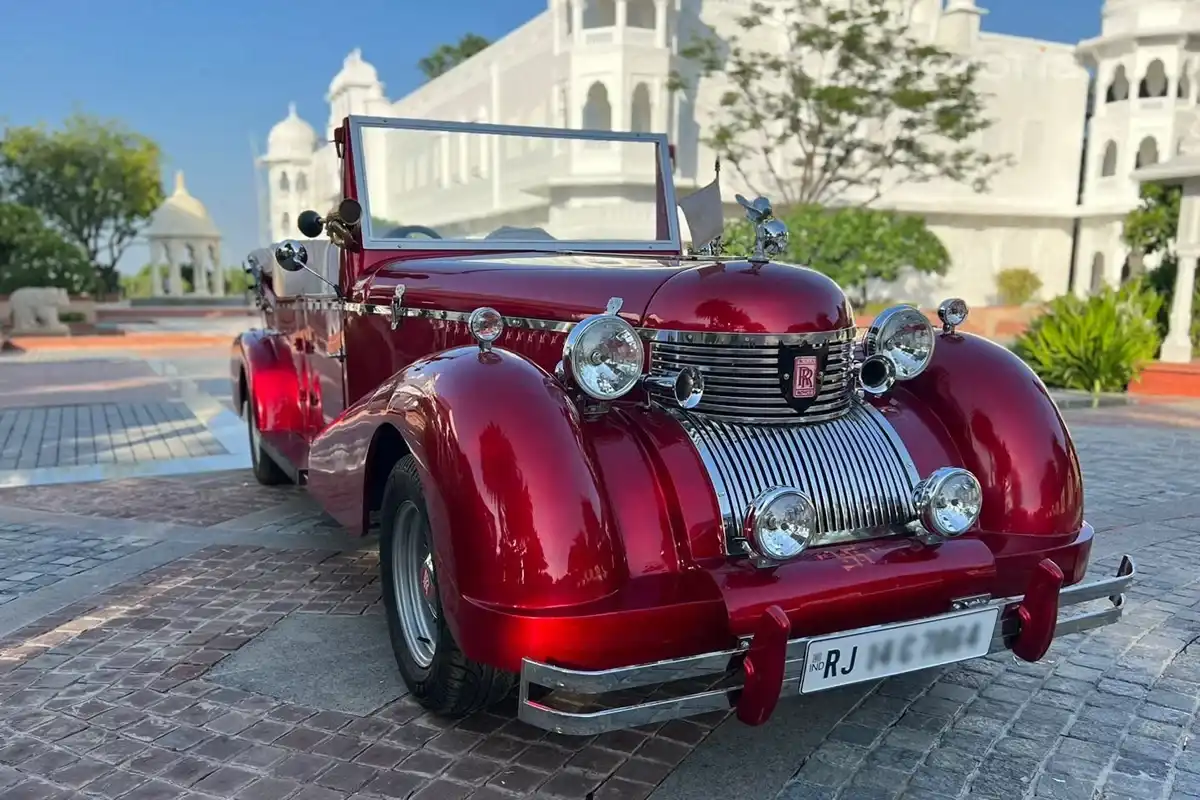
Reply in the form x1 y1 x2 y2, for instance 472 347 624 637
352 119 678 251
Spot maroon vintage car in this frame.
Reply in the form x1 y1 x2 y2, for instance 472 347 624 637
232 115 1134 735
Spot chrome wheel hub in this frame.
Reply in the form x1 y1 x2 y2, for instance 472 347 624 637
392 501 439 668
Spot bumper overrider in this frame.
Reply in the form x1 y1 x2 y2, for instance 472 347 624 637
517 555 1136 735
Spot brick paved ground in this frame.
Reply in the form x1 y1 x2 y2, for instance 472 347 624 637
0 403 228 470
0 471 303 528
0 402 1194 799
0 524 156 606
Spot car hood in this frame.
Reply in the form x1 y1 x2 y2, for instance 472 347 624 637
369 252 853 333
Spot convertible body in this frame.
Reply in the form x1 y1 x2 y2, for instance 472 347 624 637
232 115 1134 734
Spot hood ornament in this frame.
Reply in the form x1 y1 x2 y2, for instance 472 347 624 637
736 194 789 266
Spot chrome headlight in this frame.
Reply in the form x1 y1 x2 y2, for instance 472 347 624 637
912 467 983 538
743 488 817 561
561 313 645 401
864 305 935 380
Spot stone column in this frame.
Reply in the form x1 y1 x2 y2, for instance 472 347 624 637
149 240 165 297
572 0 583 42
655 0 668 48
166 242 185 296
1162 256 1198 363
210 244 225 296
1162 178 1200 362
615 0 627 43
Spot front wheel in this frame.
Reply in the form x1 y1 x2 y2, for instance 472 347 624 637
379 455 515 715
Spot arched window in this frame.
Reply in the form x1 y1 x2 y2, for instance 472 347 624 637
627 0 656 28
583 81 613 130
281 212 290 233
630 83 653 132
1089 253 1105 294
296 173 307 193
1100 141 1118 177
583 0 616 28
1135 136 1160 168
278 172 290 192
1179 61 1192 99
1139 59 1169 98
1106 65 1130 103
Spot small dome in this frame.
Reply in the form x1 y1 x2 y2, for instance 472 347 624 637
267 103 317 159
145 171 221 239
329 48 382 96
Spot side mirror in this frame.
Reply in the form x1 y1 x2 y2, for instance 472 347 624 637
274 240 308 272
297 210 325 239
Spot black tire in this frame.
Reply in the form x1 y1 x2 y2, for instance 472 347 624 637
245 394 289 486
380 455 515 715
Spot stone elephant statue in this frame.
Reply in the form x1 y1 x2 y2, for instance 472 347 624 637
6 286 71 334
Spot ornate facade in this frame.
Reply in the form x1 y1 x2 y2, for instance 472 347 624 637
258 0 1200 308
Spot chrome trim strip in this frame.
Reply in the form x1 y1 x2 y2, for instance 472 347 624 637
517 556 1136 735
347 115 682 253
639 327 858 347
676 400 921 554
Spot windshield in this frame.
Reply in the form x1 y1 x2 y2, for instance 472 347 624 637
350 118 680 252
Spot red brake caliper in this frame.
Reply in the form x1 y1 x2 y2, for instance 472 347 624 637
1012 558 1064 662
736 604 790 726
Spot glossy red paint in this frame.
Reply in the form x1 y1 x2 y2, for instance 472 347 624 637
641 260 854 333
890 331 1085 537
233 115 1109 688
1012 558 1065 662
737 605 791 726
231 328 308 465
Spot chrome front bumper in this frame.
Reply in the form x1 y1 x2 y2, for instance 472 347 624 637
517 556 1136 735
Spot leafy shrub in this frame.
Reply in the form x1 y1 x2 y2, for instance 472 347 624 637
1013 280 1163 394
995 267 1042 306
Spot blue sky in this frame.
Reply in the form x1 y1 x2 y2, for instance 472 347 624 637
0 0 1102 273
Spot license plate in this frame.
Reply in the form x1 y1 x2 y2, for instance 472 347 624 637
800 607 1000 694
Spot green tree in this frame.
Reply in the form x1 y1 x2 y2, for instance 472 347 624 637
1124 182 1180 266
418 34 491 81
1122 182 1199 348
0 202 93 294
0 113 164 294
120 264 250 298
724 205 949 305
671 0 1005 207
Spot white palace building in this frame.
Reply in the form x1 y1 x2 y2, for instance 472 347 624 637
259 0 1200 308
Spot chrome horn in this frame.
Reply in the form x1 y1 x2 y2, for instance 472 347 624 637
643 367 705 410
859 353 897 396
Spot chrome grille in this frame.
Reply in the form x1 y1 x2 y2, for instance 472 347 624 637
677 401 921 555
646 328 856 424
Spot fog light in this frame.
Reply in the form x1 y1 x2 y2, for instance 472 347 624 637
913 467 982 538
743 488 817 561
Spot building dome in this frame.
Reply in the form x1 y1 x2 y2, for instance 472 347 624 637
267 103 317 160
145 171 221 239
329 48 383 97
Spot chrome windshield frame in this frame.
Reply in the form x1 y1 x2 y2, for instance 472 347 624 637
346 115 683 254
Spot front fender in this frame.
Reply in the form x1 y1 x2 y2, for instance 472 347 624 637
379 346 627 613
885 332 1084 537
233 329 305 436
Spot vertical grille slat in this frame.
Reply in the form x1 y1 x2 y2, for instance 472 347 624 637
677 402 921 555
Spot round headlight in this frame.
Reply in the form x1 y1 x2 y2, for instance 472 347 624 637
864 305 935 380
743 488 817 561
913 467 983 538
561 314 645 401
